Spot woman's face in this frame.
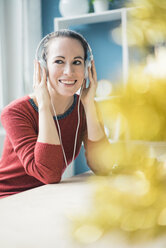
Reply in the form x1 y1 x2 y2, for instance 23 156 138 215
46 37 85 96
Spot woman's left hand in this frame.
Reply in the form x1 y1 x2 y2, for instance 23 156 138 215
81 60 97 107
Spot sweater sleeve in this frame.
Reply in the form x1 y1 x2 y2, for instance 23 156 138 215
1 105 65 184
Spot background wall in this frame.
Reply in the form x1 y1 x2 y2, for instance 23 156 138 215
41 0 123 174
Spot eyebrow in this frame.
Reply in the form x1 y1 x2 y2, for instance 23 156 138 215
52 56 84 60
74 56 84 60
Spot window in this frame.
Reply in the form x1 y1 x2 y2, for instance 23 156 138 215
0 0 6 111
0 40 3 110
0 0 42 154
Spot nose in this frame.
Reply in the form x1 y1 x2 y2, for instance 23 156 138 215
63 63 74 75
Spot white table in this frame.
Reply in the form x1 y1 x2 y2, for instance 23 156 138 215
0 172 166 248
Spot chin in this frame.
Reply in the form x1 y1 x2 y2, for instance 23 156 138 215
58 85 82 97
58 89 77 97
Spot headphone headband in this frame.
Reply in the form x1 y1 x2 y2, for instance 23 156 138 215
35 29 93 62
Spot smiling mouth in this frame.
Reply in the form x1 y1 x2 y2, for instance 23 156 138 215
59 80 77 85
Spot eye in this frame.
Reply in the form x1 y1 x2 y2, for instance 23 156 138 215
54 60 64 64
73 60 82 65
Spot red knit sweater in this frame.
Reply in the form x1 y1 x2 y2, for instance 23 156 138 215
0 95 88 198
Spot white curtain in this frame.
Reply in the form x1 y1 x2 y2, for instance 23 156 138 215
0 0 42 109
0 0 7 109
0 0 42 155
22 0 42 94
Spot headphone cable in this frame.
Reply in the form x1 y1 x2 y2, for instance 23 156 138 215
51 87 83 169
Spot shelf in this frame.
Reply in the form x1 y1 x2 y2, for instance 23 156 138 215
54 7 132 83
54 8 129 30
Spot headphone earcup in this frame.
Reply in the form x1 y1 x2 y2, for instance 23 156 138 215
84 60 91 79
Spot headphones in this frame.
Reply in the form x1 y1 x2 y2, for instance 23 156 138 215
35 29 93 80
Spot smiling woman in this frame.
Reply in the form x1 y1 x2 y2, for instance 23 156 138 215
0 29 107 199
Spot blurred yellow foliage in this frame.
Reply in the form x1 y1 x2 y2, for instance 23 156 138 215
73 0 166 244
98 66 166 141
73 65 166 244
127 0 166 47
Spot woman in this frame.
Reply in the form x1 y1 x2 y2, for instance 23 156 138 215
0 29 106 198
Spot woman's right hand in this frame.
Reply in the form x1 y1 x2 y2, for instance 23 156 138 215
33 60 51 110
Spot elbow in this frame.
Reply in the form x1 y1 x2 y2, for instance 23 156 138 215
25 160 63 184
86 156 111 176
43 175 62 184
88 164 108 176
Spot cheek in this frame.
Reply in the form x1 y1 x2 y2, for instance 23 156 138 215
77 67 85 78
48 66 61 78
78 71 85 80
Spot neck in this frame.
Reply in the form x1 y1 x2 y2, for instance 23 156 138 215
48 86 74 116
29 84 75 116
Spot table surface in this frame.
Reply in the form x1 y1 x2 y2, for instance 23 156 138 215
0 171 166 248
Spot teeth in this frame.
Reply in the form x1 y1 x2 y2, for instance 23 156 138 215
59 80 76 85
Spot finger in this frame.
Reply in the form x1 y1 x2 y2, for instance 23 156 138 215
83 79 87 89
33 60 36 87
88 66 93 83
41 67 47 85
34 60 39 85
37 61 41 83
91 60 97 82
88 66 96 88
33 60 39 88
